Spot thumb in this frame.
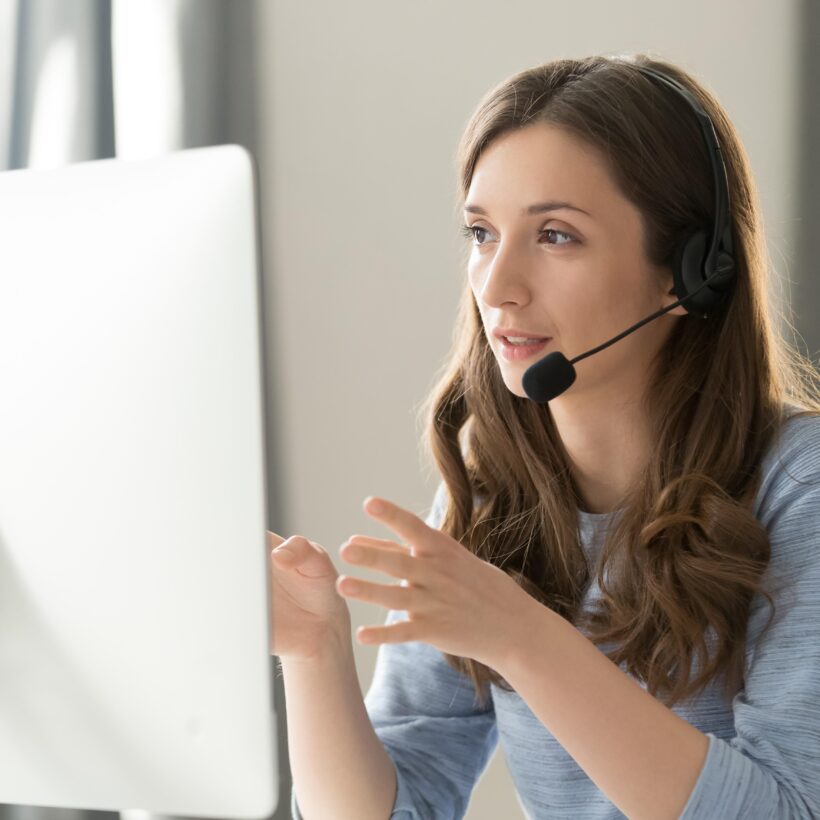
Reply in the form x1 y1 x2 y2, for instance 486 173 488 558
271 536 333 578
271 534 303 563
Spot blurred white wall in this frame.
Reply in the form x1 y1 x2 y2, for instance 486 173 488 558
255 1 801 816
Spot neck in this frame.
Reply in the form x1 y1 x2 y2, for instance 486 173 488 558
549 384 650 515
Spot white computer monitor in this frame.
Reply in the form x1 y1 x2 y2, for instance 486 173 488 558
0 145 278 819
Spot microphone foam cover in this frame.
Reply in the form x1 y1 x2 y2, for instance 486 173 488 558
522 351 577 403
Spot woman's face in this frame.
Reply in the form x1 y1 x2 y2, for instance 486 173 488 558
464 122 685 403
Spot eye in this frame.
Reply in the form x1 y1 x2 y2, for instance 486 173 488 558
459 224 491 245
541 228 576 246
459 224 577 247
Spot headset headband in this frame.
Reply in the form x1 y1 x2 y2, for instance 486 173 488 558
633 64 734 282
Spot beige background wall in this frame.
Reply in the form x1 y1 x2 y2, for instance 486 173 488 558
255 1 801 816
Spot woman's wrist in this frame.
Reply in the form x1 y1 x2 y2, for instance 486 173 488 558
281 613 354 670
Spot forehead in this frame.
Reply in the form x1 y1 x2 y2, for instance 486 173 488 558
466 123 625 220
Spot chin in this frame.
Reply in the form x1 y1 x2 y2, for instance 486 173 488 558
502 366 581 404
499 371 530 399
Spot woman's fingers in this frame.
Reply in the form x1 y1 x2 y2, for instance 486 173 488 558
335 575 413 609
270 530 409 560
271 536 337 580
271 535 313 565
343 534 411 553
267 530 286 549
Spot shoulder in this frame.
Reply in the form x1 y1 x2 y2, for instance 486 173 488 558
769 402 820 458
755 405 820 499
753 403 820 538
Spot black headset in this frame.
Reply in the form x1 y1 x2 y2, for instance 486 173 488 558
634 63 736 318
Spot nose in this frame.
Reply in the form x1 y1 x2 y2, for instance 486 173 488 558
475 239 533 308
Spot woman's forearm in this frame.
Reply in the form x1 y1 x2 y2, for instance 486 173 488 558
280 625 398 820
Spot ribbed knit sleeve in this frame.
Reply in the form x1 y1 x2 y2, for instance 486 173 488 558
679 412 820 818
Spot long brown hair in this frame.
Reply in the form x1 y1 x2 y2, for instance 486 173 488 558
416 52 820 710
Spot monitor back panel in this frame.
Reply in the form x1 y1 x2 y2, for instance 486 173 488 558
0 146 276 819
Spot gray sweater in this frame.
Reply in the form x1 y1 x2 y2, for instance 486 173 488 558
292 406 820 818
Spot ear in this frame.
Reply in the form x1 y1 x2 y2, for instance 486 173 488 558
663 285 689 316
659 270 689 316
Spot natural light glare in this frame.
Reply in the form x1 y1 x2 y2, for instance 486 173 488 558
0 0 18 166
112 0 184 158
28 35 78 169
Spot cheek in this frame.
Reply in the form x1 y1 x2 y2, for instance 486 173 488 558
556 262 621 321
549 283 619 353
536 279 581 332
467 276 488 323
467 261 481 294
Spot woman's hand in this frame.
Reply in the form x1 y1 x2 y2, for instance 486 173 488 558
268 531 351 663
336 496 530 671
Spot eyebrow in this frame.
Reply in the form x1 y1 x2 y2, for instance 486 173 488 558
463 200 592 218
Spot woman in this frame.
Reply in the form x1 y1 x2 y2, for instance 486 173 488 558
271 53 820 819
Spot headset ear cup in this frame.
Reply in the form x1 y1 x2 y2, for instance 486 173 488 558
710 250 736 291
679 229 713 317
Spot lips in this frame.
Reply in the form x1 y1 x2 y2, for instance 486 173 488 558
502 335 549 341
498 336 551 361
493 327 551 341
